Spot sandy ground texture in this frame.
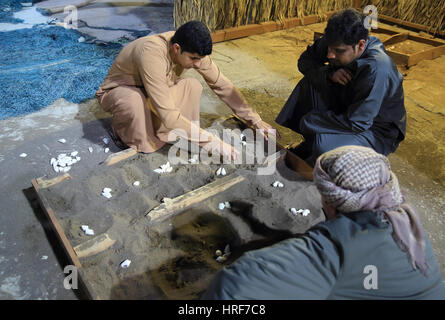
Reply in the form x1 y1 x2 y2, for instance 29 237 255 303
36 118 323 299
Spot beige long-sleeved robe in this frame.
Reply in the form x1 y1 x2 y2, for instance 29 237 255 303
95 31 262 153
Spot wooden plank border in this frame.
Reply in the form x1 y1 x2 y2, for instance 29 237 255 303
210 11 336 44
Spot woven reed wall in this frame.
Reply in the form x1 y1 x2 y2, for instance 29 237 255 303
174 0 355 31
360 0 444 33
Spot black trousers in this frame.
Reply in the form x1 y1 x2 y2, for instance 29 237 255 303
276 77 388 165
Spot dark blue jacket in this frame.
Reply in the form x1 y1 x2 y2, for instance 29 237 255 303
202 211 445 299
298 36 406 153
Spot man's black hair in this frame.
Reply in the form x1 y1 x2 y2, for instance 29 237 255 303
171 21 213 56
324 8 369 46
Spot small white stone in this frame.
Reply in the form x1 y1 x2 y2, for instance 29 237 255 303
216 256 227 263
224 201 231 209
103 138 109 145
78 36 85 43
120 259 131 268
218 203 226 210
88 147 93 153
63 166 71 172
189 158 196 163
58 139 66 144
76 156 81 161
57 153 67 159
296 209 304 214
50 158 56 165
19 153 27 158
53 165 60 173
133 181 140 186
102 192 112 199
104 148 110 153
272 181 279 187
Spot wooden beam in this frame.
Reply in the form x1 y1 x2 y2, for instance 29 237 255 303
408 45 445 67
36 173 71 189
146 174 245 224
73 233 116 258
378 14 445 38
103 147 137 166
32 179 82 268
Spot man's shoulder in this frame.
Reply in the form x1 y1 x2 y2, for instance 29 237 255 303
358 36 394 70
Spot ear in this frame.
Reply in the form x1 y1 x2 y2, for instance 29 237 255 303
357 39 366 51
172 43 181 54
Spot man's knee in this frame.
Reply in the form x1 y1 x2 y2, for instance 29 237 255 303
184 78 203 95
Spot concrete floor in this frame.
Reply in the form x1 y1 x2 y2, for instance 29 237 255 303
1 2 444 299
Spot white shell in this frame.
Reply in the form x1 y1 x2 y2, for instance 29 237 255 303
50 158 56 165
58 138 66 144
221 168 226 176
102 192 112 199
154 168 163 174
63 166 71 172
78 36 85 43
290 208 297 214
278 182 284 188
218 203 226 210
120 259 131 268
103 188 112 193
53 165 60 173
165 166 173 173
81 225 89 232
296 209 304 214
215 250 222 257
19 153 27 158
189 158 196 163
224 201 231 209
216 167 222 176
272 181 279 187
88 147 93 153
133 181 140 186
71 151 78 157
241 141 247 146
57 153 67 159
302 209 310 217
240 133 245 141
216 256 227 263
85 228 94 236
76 156 81 161
104 148 110 153
103 137 109 145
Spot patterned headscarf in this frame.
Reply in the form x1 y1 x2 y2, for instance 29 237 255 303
313 145 428 276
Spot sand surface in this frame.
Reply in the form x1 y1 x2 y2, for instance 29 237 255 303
38 118 323 299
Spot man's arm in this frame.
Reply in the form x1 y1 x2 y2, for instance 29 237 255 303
196 56 262 126
300 64 387 135
201 228 341 300
298 37 332 90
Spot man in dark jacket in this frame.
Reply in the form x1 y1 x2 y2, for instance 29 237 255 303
201 146 445 299
276 9 406 166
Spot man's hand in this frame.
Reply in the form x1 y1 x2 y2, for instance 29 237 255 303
253 120 281 141
202 136 240 162
329 68 352 86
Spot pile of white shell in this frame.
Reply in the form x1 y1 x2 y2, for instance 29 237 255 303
218 201 231 210
290 208 310 217
81 225 94 236
216 167 227 176
215 244 231 263
102 188 112 199
272 181 284 188
154 161 173 174
50 151 81 173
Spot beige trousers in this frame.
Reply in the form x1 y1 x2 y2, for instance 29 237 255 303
98 78 202 153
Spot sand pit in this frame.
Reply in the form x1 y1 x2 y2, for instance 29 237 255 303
36 118 322 299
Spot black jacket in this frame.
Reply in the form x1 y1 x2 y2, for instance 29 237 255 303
298 36 406 149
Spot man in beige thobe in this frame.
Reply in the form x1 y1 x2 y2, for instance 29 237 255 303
95 21 278 160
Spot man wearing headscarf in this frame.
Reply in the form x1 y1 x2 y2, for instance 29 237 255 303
201 146 445 299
